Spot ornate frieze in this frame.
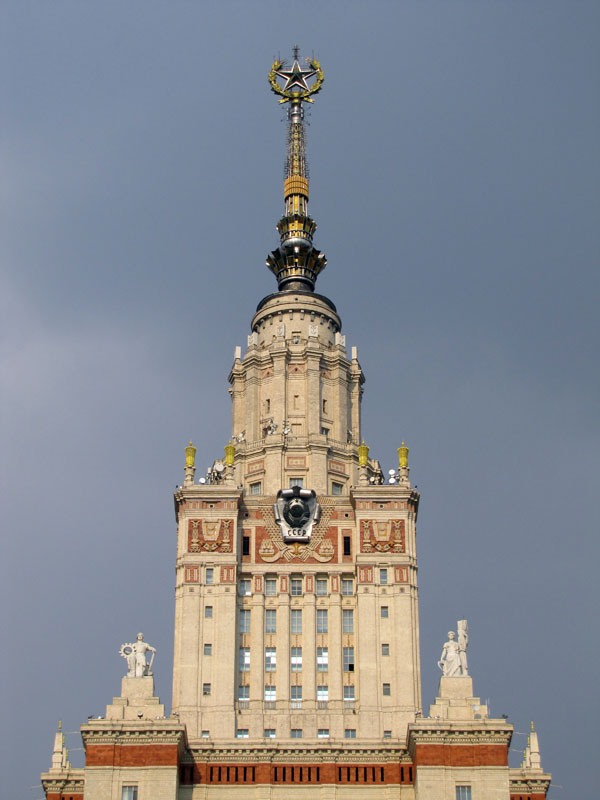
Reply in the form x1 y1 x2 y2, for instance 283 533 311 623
187 519 233 553
360 519 405 553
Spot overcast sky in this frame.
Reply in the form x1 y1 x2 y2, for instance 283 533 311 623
2 2 598 798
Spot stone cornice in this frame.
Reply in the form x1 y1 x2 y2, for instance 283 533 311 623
408 722 513 748
184 743 411 763
81 721 187 749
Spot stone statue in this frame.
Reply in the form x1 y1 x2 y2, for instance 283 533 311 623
438 630 462 676
457 618 469 675
119 633 156 678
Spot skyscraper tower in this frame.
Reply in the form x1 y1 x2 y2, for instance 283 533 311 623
41 51 551 800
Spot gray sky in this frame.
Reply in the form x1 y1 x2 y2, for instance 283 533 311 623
2 2 598 798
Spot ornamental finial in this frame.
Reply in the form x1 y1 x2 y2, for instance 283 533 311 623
266 49 327 292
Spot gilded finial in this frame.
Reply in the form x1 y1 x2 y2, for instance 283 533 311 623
185 441 197 468
358 441 370 467
224 443 236 467
531 721 535 732
398 442 409 468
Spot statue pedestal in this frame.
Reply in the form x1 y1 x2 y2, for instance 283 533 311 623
105 676 165 721
428 676 488 721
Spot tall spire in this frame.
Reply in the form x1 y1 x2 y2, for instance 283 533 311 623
266 48 327 292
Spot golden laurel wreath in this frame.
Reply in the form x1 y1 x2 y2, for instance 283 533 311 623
268 59 324 103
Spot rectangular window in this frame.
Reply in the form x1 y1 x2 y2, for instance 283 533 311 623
316 609 328 634
321 427 329 436
343 535 351 556
342 609 354 634
264 684 276 702
264 728 276 738
205 606 213 618
380 568 388 585
239 578 251 596
202 683 211 696
239 608 251 633
238 684 249 701
265 577 277 596
317 728 330 738
343 646 355 672
290 646 302 671
344 728 357 739
265 609 276 634
205 567 214 585
289 477 304 488
317 685 328 702
315 577 328 596
291 685 302 707
383 730 392 739
316 646 328 671
121 788 138 800
381 606 389 618
381 643 390 656
204 643 212 656
201 730 210 738
242 535 250 556
341 577 354 596
383 683 391 696
290 577 303 596
291 609 302 634
456 787 472 800
290 728 303 738
250 481 262 495
236 729 249 738
343 685 355 702
265 647 276 671
239 647 250 672
332 481 344 495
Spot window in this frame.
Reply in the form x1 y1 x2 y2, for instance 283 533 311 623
290 728 303 739
265 577 277 596
332 481 344 495
291 609 302 634
317 685 328 702
264 728 276 738
239 647 250 671
322 398 328 414
264 685 276 702
383 683 391 696
236 729 249 738
289 477 304 488
317 647 328 672
202 683 211 696
121 788 138 800
343 535 351 556
342 609 354 634
250 481 262 495
343 646 355 672
381 643 390 656
456 787 472 800
316 609 328 633
290 576 303 596
205 567 214 585
343 685 355 702
265 609 276 634
290 646 302 671
238 685 249 701
204 643 212 656
242 535 250 556
379 568 388 585
381 606 389 618
383 730 392 739
291 685 302 707
265 647 276 671
201 730 210 738
205 606 213 618
317 728 330 739
321 427 329 436
239 608 251 633
344 729 357 739
239 578 251 596
316 577 328 596
341 577 354 596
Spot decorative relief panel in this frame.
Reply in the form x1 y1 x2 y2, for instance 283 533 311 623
305 575 314 593
394 566 409 583
255 500 337 564
328 459 347 475
188 519 233 553
247 459 265 474
331 574 340 593
184 566 200 583
358 566 373 583
360 519 405 553
221 565 236 583
254 575 263 593
286 456 306 469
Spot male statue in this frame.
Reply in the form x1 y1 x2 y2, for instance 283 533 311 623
120 632 156 677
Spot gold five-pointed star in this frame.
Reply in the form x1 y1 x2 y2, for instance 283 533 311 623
275 59 317 93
